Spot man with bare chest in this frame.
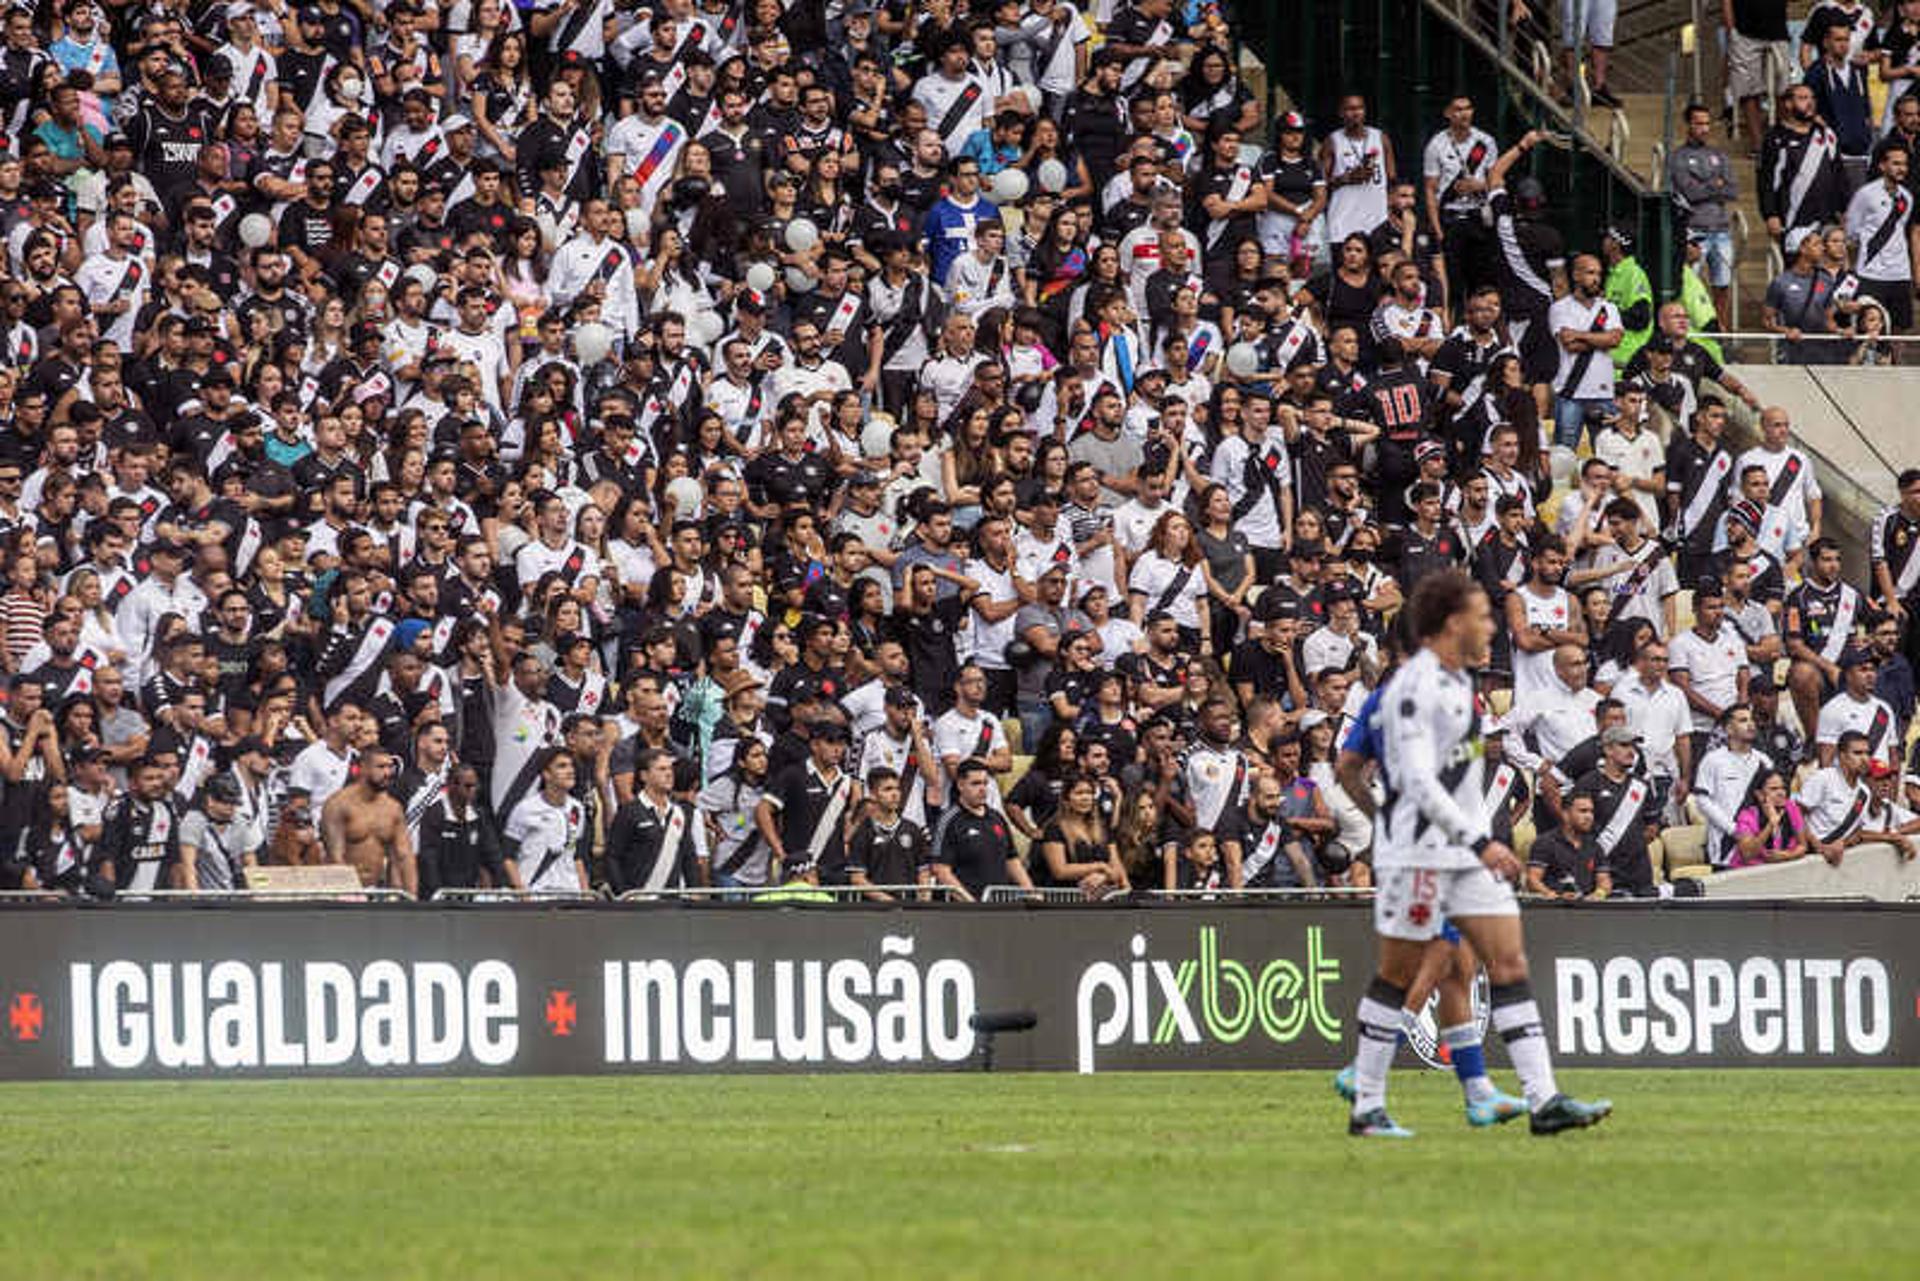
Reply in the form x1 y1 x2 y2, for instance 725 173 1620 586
321 748 418 895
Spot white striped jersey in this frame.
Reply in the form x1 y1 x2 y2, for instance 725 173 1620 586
1375 647 1494 870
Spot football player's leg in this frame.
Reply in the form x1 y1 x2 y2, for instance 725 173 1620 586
1432 936 1495 1104
1438 935 1529 1124
1450 910 1559 1105
1354 868 1436 1125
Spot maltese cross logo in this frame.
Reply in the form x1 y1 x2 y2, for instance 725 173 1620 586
545 990 578 1038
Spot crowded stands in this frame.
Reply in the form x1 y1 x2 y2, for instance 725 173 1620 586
0 0 1916 905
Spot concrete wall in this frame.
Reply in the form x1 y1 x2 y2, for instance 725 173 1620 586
1722 365 1914 585
1698 842 1920 901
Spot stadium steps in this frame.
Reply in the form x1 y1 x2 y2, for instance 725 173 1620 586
1594 90 1773 333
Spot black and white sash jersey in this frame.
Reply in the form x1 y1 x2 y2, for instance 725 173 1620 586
97 794 181 894
541 0 611 58
1760 121 1843 231
1735 444 1821 531
1230 808 1302 888
1487 188 1563 317
1665 433 1734 548
1374 649 1491 869
1546 293 1622 399
696 774 770 883
1817 692 1900 766
915 70 988 155
607 792 706 893
1185 741 1249 829
1786 576 1862 665
1429 327 1512 419
1870 503 1920 602
1799 765 1871 844
1575 766 1656 891
1845 178 1915 282
1423 127 1496 219
764 759 855 870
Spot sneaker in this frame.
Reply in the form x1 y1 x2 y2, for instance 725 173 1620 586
1349 1107 1415 1139
1333 1065 1356 1102
1464 1089 1529 1127
1529 1093 1614 1136
1590 85 1623 109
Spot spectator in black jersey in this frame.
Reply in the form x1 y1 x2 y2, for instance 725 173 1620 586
756 718 858 883
930 756 1030 901
826 767 930 901
1525 788 1601 897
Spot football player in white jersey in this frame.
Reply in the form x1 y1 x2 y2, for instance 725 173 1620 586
1348 568 1613 1138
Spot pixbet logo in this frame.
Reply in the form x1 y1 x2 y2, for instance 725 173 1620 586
1075 928 1341 1073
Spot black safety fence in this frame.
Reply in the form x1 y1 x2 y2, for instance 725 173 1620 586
0 901 1911 1079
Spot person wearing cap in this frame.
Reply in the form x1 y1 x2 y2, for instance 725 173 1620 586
179 774 260 892
1762 217 1838 365
1300 578 1379 683
1598 224 1653 371
851 682 941 830
215 6 276 122
1814 642 1900 769
1568 724 1659 896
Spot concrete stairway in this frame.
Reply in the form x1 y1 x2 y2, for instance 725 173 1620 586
1590 89 1775 335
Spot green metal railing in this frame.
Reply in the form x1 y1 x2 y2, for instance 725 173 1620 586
1250 0 1677 298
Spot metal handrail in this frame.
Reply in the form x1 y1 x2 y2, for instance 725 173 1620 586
982 885 1125 903
1427 0 1662 198
616 884 964 901
0 889 65 900
1695 330 1920 344
126 888 415 901
1148 887 1375 900
1608 108 1631 166
1729 205 1750 330
431 887 600 902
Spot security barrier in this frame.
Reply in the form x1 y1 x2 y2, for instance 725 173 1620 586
0 900 1911 1079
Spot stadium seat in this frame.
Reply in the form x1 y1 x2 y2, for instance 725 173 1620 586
1660 824 1708 880
1672 589 1695 634
1511 818 1536 863
1000 754 1034 796
1001 718 1024 756
1487 688 1512 717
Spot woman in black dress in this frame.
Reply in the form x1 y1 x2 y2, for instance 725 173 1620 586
1034 773 1126 893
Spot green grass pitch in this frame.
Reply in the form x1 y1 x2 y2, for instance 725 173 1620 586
1 1069 1913 1280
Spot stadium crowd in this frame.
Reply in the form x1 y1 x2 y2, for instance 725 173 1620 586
0 0 1916 905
